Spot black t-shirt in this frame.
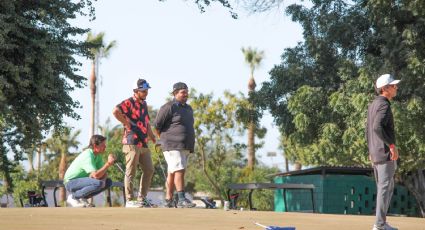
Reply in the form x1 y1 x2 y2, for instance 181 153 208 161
154 100 195 152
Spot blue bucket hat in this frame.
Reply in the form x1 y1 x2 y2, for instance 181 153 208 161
134 79 151 91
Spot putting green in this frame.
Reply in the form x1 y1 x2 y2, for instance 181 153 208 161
0 208 423 230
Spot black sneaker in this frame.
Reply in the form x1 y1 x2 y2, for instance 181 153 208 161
164 199 176 208
138 197 158 208
177 198 196 208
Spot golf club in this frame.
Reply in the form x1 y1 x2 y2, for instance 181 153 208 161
154 143 168 182
114 162 135 187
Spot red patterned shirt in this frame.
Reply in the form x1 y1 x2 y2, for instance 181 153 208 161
116 96 150 147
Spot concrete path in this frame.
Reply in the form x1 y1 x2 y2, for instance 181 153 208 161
0 208 423 230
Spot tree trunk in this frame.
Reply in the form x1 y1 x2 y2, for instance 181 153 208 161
248 76 256 91
36 146 41 175
294 162 302 170
402 169 425 217
27 152 34 173
89 59 96 137
285 157 289 172
0 144 13 194
247 121 255 169
247 76 256 170
58 152 67 203
95 57 100 136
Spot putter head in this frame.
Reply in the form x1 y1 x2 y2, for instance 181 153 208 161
266 227 296 230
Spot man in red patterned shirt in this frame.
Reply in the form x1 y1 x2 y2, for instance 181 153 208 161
113 79 157 208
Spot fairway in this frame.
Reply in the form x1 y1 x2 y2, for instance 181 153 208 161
0 208 423 230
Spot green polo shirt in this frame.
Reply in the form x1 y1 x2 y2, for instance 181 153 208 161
64 148 104 183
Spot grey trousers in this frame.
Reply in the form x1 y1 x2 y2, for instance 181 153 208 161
373 160 396 227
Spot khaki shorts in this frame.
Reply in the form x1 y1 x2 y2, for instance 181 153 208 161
163 150 190 173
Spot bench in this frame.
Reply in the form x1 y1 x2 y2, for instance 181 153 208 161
227 182 315 212
41 180 125 207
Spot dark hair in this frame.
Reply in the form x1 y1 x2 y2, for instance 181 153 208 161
374 84 381 95
87 135 106 149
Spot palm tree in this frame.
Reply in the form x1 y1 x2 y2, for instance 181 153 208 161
25 147 35 173
36 142 48 176
46 127 81 203
241 47 264 170
25 141 47 175
98 118 121 142
86 32 117 137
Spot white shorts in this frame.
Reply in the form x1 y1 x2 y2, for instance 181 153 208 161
163 150 190 173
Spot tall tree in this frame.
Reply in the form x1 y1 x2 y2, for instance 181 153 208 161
0 0 94 192
46 127 81 203
189 89 268 207
24 147 35 173
86 32 116 137
36 142 48 176
241 47 264 169
257 0 425 216
236 0 283 13
163 0 238 18
191 90 242 205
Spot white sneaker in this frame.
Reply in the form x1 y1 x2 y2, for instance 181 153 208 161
79 198 95 208
66 194 85 208
125 200 142 208
373 225 384 230
384 223 398 230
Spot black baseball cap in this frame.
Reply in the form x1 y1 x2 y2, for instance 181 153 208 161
173 82 188 92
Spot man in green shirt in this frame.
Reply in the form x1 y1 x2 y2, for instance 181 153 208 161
64 135 115 207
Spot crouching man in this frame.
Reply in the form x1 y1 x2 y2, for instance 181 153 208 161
64 135 115 207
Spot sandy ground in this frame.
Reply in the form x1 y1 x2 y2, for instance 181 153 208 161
0 208 424 230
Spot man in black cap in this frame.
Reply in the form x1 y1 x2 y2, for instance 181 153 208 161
154 82 196 208
113 79 157 208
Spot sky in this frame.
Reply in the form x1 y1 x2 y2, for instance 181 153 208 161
65 0 304 171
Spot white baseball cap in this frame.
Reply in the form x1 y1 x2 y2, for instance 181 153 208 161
376 74 400 89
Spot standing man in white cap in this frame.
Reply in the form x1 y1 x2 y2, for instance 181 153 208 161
154 82 196 208
366 74 400 230
113 78 157 208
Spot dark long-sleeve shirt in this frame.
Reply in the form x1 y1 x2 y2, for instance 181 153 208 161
366 96 396 163
154 99 195 153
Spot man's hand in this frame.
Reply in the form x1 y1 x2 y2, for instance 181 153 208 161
124 122 131 131
150 136 156 144
154 144 162 153
113 107 131 131
368 154 374 167
107 154 116 166
390 145 399 161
